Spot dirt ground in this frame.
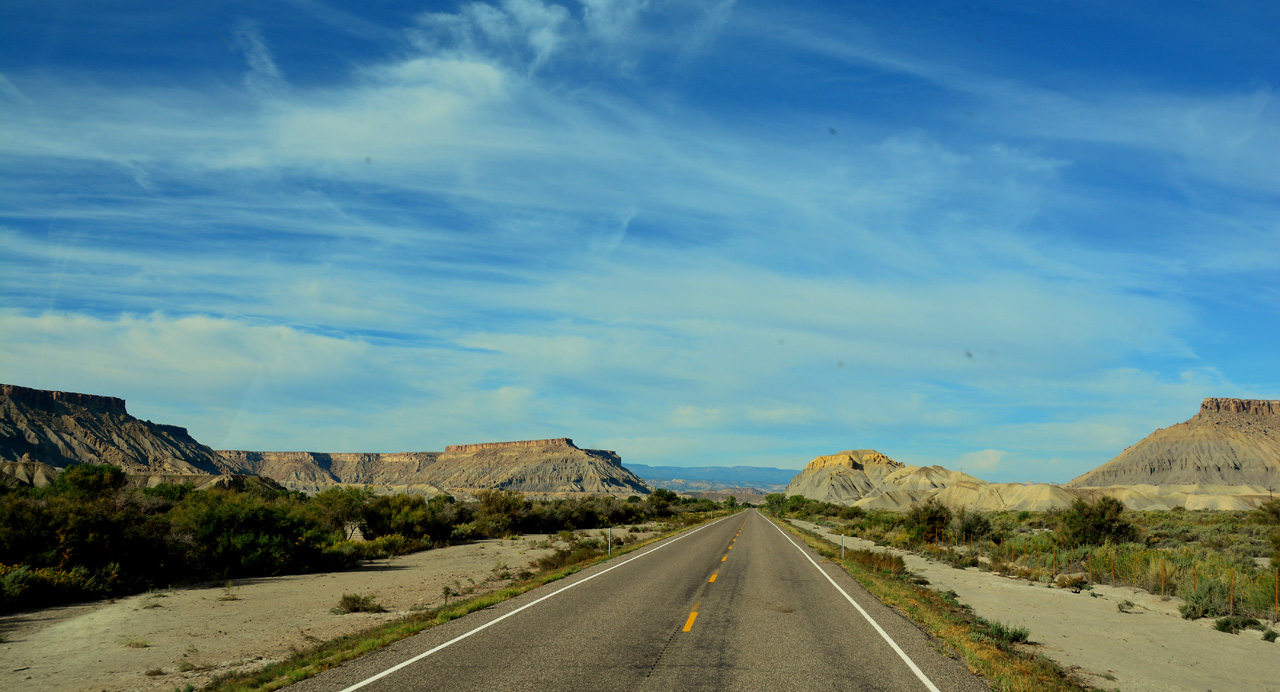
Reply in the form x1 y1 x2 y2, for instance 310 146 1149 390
0 526 655 692
790 519 1280 692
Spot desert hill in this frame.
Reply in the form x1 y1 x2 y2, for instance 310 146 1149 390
0 384 234 476
1067 398 1280 488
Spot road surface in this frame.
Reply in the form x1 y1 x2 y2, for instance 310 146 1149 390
294 509 987 692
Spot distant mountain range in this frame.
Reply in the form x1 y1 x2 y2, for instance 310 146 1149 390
627 463 798 493
0 384 647 497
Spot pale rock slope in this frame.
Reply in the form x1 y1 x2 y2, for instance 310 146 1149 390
1067 398 1280 489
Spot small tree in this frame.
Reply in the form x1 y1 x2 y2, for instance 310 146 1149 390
722 496 738 510
763 493 786 514
906 499 952 543
1057 497 1136 546
1255 499 1280 525
312 486 376 540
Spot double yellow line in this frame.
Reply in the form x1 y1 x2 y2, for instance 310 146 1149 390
683 519 745 632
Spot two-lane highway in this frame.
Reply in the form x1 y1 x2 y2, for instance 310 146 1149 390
295 510 987 692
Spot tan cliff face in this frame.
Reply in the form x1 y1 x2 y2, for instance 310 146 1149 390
1199 398 1280 416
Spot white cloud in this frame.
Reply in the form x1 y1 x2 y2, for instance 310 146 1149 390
234 22 287 98
956 449 1007 472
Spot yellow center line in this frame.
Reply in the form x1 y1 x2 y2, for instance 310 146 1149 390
682 602 700 632
728 545 733 549
709 572 718 583
721 555 727 562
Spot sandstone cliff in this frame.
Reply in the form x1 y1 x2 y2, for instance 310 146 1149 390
1067 398 1280 488
0 384 234 476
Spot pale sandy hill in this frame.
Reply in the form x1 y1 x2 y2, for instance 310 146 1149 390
0 459 60 487
783 449 980 506
1068 398 1280 488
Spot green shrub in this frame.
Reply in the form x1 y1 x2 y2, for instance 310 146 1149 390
1179 579 1232 620
1255 499 1280 525
331 593 386 614
951 508 992 540
1213 615 1261 634
906 499 952 543
976 617 1030 647
1057 497 1136 546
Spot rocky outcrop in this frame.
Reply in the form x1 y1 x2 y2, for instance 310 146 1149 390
444 438 575 453
0 384 234 475
0 384 127 414
1200 398 1280 416
1067 398 1280 488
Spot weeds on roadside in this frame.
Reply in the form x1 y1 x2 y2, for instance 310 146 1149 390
1213 615 1262 634
331 593 386 614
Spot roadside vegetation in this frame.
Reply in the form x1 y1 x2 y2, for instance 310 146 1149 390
0 465 724 612
766 493 1280 625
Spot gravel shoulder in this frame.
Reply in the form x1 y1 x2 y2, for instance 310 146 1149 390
790 519 1280 692
0 527 654 692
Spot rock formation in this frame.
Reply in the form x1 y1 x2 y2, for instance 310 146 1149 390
0 383 234 476
1067 398 1280 488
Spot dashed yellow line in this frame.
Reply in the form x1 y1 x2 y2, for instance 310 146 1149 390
682 602 700 632
721 555 727 562
709 572 718 583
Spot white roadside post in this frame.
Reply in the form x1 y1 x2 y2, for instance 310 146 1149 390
841 533 845 560
607 526 612 556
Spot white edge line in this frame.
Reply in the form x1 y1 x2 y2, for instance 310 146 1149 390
768 517 943 692
336 514 734 692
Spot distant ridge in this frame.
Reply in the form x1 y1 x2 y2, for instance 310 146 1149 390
0 383 232 476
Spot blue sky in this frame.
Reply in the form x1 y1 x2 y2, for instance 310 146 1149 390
2 1 1277 482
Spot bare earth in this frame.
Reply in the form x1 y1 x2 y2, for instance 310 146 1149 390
0 527 654 692
791 519 1280 692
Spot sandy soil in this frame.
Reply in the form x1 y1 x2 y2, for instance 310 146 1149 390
791 519 1280 692
0 526 655 692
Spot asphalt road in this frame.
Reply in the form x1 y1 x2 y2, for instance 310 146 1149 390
295 510 988 692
